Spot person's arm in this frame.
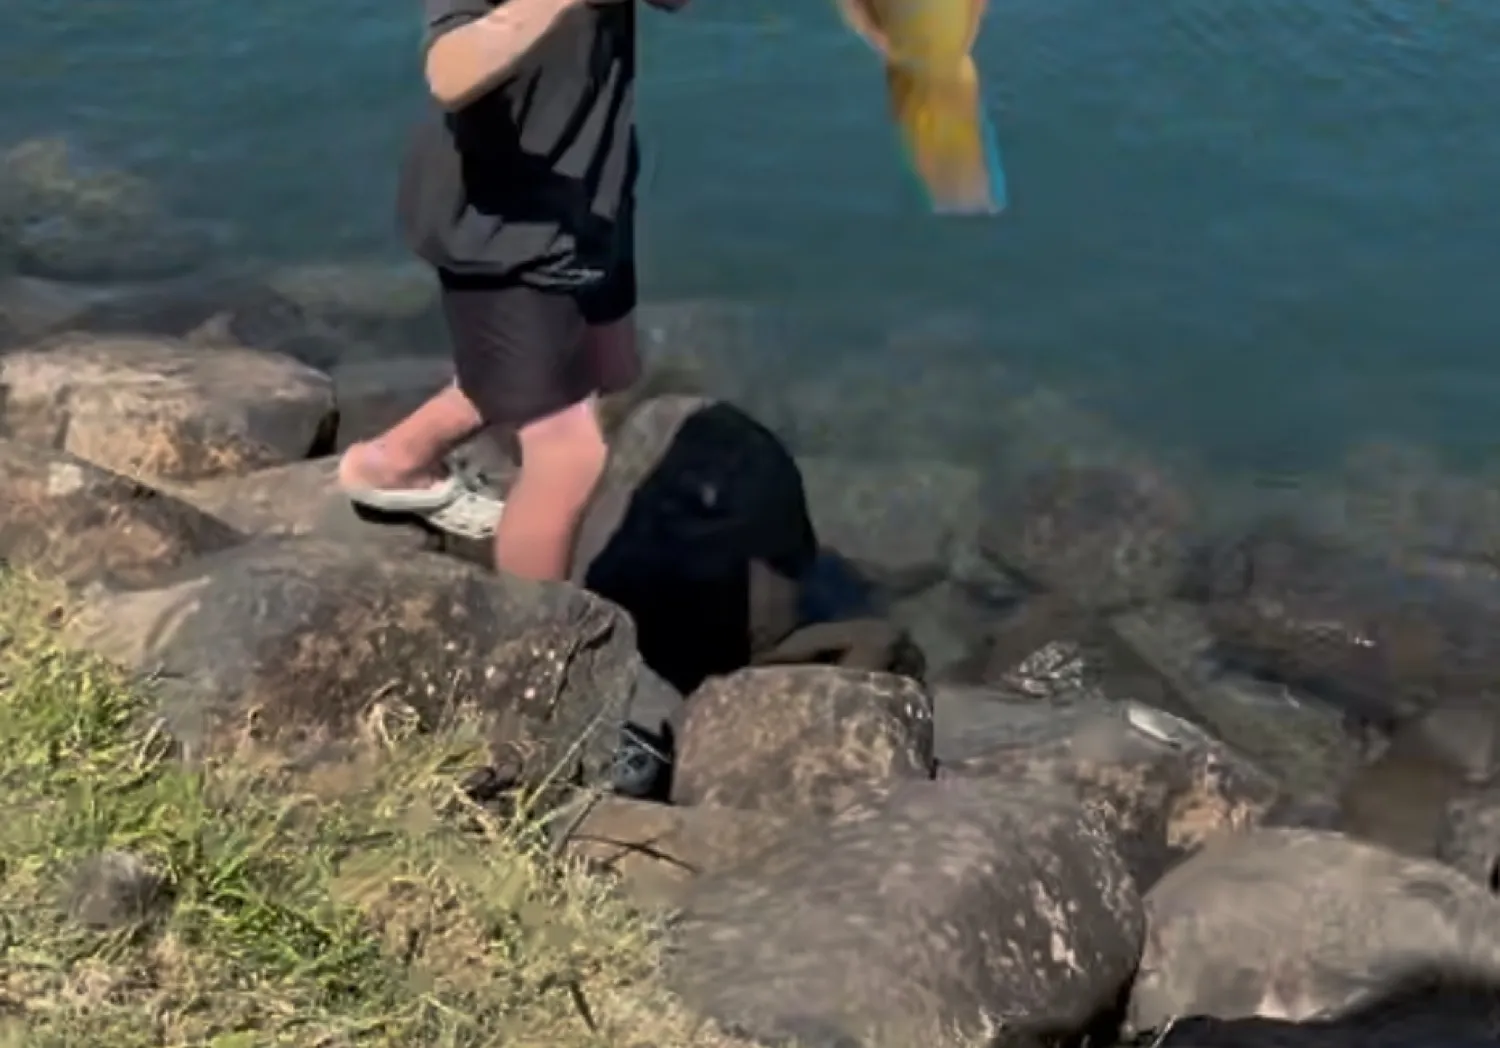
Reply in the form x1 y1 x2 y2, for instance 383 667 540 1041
424 0 585 110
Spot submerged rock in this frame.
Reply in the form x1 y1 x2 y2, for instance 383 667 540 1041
1187 520 1500 732
799 456 982 596
669 777 1144 1048
980 460 1196 612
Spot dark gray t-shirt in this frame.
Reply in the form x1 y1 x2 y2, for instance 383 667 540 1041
397 0 637 288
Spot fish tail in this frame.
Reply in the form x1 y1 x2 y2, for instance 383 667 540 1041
884 53 1007 215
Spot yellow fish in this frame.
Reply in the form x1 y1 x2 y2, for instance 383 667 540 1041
835 0 1007 215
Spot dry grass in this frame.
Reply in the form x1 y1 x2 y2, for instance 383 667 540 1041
0 570 744 1048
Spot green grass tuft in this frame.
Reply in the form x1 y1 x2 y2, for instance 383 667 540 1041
0 571 736 1048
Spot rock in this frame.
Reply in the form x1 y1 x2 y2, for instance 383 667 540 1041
1437 789 1500 892
1186 520 1500 732
0 138 214 283
668 776 1144 1048
940 694 1280 888
0 274 104 345
671 665 934 818
750 618 927 678
562 797 791 910
67 537 644 790
262 260 438 325
798 456 982 596
153 456 444 557
950 595 1203 723
891 578 1017 682
1148 981 1500 1048
1336 721 1473 860
16 214 218 283
66 849 167 930
633 298 787 408
571 396 819 694
0 333 337 483
0 437 245 585
1126 828 1500 1034
766 330 1015 464
979 460 1196 612
327 356 452 450
1111 603 1366 804
66 270 265 340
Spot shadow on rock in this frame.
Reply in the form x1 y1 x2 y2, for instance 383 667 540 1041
570 395 819 695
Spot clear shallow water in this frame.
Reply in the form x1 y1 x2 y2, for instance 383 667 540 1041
4 0 1499 478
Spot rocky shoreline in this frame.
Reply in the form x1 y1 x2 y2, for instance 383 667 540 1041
4 137 1500 1047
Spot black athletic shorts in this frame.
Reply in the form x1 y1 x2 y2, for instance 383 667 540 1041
438 245 638 431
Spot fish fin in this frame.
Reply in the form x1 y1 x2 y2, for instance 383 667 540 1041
885 53 1007 215
962 0 991 55
832 0 891 56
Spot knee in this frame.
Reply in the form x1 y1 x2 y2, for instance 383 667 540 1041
517 400 609 496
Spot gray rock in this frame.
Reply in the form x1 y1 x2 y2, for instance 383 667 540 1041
66 850 166 930
0 333 336 484
1127 828 1500 1034
799 456 982 596
1437 789 1500 892
1186 520 1500 732
16 213 217 283
671 665 934 818
980 460 1196 612
939 694 1280 889
669 777 1144 1047
0 437 245 586
67 537 643 791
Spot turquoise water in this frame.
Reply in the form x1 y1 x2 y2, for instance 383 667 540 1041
4 0 1499 477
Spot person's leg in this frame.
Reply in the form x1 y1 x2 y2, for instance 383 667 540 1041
337 381 483 493
489 249 641 578
424 277 609 579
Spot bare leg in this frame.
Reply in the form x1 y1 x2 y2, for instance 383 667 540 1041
337 381 483 491
494 396 609 580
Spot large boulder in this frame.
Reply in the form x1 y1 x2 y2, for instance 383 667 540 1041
979 460 1196 612
798 456 982 596
1185 520 1500 732
1126 828 1500 1035
669 777 1144 1047
0 138 217 283
671 665 934 818
570 395 819 694
67 537 644 790
0 437 244 585
940 694 1280 889
0 333 336 483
